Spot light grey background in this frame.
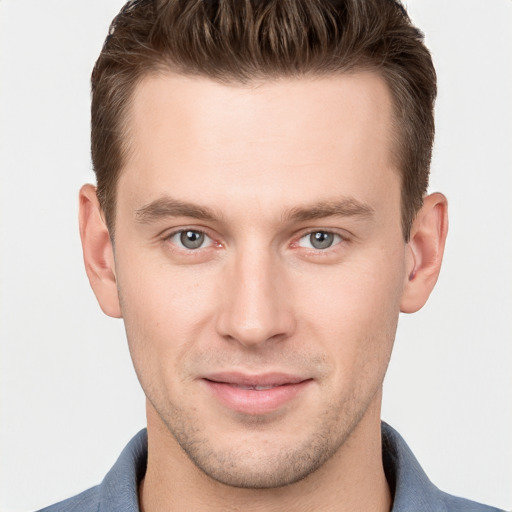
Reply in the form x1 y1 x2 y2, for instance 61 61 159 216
0 1 510 510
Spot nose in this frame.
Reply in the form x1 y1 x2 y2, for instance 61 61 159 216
215 247 296 349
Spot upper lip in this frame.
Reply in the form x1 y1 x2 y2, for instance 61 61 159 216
203 372 309 387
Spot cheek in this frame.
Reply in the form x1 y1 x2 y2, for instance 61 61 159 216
116 255 220 388
294 247 405 376
118 247 218 327
299 248 404 321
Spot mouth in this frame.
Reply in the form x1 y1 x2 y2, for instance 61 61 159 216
201 373 312 415
222 384 285 390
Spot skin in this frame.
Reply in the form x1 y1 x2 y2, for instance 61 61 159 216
79 72 448 511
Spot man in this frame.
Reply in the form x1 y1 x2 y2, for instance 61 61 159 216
37 0 505 510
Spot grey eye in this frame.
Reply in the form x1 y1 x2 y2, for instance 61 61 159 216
310 231 335 249
297 231 342 250
179 230 206 249
298 231 343 250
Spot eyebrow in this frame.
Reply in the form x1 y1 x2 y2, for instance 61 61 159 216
135 195 374 224
135 197 220 223
283 198 375 222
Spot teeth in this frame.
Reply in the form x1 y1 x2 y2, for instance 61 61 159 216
232 384 276 390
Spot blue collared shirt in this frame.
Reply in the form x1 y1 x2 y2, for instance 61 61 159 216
37 423 505 511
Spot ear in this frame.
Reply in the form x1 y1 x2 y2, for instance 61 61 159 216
400 192 449 314
79 184 122 318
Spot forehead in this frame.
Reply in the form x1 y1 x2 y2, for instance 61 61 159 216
119 71 400 221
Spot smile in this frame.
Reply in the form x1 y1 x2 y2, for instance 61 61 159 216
202 373 312 415
230 384 278 390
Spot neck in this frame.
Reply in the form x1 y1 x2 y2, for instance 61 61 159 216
139 397 391 512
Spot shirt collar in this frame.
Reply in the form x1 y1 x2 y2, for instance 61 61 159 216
382 422 446 511
98 428 147 512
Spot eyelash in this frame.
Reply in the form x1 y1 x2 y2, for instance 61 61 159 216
165 228 218 252
291 230 347 258
163 227 347 256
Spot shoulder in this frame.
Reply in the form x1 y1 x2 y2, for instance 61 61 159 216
34 429 147 512
381 423 506 512
438 491 506 512
35 485 100 512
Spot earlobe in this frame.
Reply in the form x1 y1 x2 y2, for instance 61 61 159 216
400 192 449 314
79 184 122 318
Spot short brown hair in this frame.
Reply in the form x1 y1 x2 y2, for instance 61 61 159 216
91 0 436 240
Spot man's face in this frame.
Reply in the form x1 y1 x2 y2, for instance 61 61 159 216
113 72 407 487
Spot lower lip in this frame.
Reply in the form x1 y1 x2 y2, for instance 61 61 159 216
203 379 312 415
